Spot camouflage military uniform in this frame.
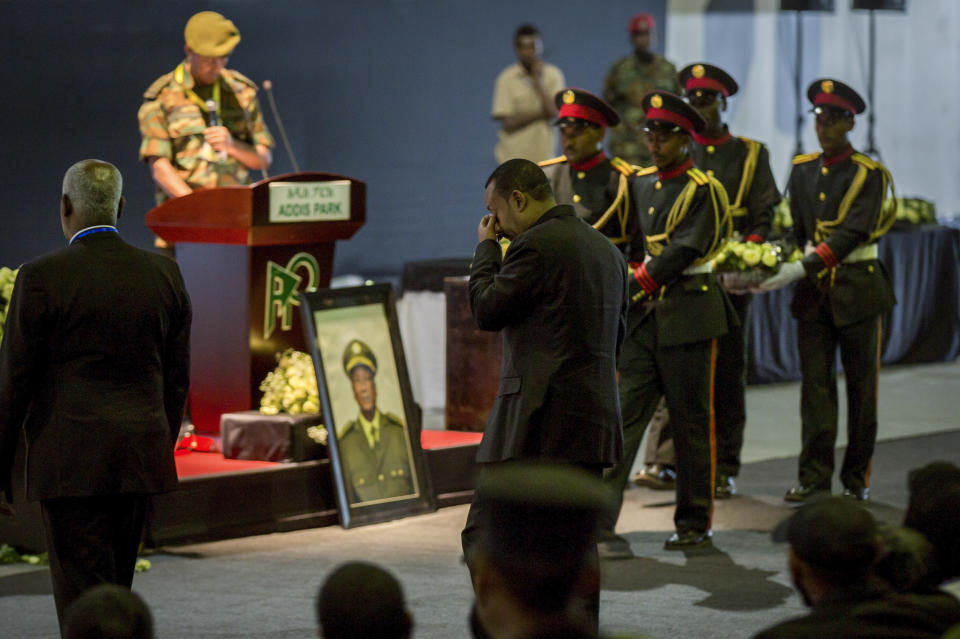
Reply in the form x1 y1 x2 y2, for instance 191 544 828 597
138 64 275 204
603 55 680 166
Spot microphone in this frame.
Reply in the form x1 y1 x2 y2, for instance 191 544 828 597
205 99 227 163
262 79 301 173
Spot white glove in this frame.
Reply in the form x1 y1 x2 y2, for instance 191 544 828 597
755 261 805 292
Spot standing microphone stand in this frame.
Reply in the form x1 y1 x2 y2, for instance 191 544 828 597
263 80 301 173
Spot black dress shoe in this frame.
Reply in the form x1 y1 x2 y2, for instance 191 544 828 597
632 464 676 490
664 529 713 550
715 475 736 499
842 486 869 501
784 484 829 503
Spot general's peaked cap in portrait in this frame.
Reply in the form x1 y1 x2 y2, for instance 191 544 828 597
342 339 377 377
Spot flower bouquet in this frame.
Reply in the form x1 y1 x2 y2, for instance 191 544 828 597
259 348 323 421
712 237 802 291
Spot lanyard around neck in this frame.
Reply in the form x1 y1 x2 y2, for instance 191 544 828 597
174 62 221 120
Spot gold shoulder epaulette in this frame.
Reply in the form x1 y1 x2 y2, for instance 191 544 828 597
686 167 709 186
792 151 821 165
634 165 658 177
737 136 757 146
610 157 633 177
851 152 881 171
537 155 568 167
142 72 175 100
223 68 259 89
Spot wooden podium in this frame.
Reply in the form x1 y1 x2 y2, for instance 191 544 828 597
146 172 365 433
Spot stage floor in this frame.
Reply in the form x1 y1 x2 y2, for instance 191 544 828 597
2 360 959 638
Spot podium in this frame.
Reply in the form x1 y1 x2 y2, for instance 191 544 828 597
146 172 365 433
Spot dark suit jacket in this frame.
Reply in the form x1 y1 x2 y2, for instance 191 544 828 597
469 204 628 465
0 230 191 502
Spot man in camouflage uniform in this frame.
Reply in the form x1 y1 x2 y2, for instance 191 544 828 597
758 79 896 504
603 13 680 167
337 339 415 505
138 11 274 223
539 88 635 253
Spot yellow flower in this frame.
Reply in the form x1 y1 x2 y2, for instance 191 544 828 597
731 243 746 257
742 245 762 266
761 251 778 268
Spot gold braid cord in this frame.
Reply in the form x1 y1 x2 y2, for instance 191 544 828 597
815 153 897 243
729 138 762 217
590 173 630 244
644 168 731 265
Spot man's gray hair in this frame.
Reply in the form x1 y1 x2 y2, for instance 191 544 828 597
62 160 123 221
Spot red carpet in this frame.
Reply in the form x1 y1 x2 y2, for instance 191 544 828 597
175 429 482 479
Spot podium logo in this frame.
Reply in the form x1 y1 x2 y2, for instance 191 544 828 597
264 252 321 339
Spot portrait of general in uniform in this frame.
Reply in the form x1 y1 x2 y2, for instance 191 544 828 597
337 339 415 504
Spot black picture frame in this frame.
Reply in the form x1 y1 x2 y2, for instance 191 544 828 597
299 283 435 528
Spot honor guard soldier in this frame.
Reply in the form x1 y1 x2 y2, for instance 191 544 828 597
138 11 275 247
598 92 735 556
679 62 782 498
338 339 416 504
539 88 636 252
758 79 896 503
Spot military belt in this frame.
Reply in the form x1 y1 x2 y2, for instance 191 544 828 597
842 244 879 263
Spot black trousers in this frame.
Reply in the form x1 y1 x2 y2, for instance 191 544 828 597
599 315 717 535
714 291 751 478
40 493 148 632
797 306 882 491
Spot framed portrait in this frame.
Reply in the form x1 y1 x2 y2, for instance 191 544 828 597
300 283 435 528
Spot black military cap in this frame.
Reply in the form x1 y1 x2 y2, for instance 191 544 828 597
642 91 706 134
807 78 866 116
678 63 739 98
773 496 878 571
554 88 620 128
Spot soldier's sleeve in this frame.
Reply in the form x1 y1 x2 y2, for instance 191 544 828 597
602 61 620 106
666 60 681 93
800 168 880 276
744 145 781 241
138 98 172 162
469 234 544 331
786 167 807 247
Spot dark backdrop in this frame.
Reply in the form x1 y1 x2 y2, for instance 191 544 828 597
0 0 667 280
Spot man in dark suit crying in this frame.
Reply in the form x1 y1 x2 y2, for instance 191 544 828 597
461 159 628 631
0 159 191 633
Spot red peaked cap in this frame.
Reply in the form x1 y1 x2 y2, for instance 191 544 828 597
807 78 866 115
641 91 706 134
678 63 739 98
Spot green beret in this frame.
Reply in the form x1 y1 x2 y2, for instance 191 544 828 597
343 339 377 377
184 11 241 57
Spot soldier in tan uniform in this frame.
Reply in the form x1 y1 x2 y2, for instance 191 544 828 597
137 11 275 246
337 340 416 505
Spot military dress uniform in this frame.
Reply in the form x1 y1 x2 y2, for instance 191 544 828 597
138 65 275 204
784 80 896 500
539 88 636 252
682 63 782 487
337 340 415 504
603 14 680 166
600 92 734 547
